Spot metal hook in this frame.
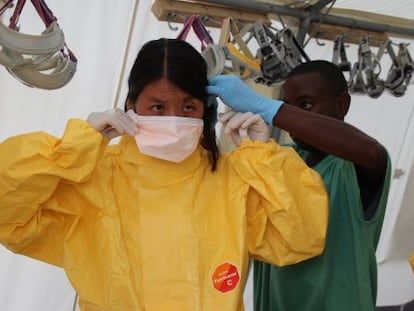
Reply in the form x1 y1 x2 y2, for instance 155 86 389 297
314 31 326 46
167 12 179 31
200 14 222 27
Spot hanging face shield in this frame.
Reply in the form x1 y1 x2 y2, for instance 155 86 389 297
0 0 77 89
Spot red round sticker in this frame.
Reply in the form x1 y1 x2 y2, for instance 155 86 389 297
212 262 240 293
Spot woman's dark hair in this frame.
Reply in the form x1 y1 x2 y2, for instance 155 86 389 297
288 60 348 98
126 38 219 171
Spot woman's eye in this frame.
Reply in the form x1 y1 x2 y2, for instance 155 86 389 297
301 102 313 110
150 104 163 111
183 105 195 111
183 101 198 111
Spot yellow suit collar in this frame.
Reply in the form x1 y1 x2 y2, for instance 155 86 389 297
118 135 205 181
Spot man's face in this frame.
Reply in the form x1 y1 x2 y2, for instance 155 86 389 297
281 72 338 150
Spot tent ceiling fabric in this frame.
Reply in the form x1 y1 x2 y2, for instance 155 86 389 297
0 0 413 310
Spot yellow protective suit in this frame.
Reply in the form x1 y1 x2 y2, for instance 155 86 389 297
0 119 328 311
410 253 414 274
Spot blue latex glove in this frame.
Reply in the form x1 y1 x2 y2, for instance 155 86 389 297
206 74 283 125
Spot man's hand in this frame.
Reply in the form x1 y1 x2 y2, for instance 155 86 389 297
207 74 283 125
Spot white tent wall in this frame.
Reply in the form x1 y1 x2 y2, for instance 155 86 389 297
0 0 413 310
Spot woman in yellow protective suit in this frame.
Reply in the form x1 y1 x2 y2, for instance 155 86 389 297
0 38 328 311
410 253 414 273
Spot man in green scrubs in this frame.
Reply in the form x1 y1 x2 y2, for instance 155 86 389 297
254 60 391 311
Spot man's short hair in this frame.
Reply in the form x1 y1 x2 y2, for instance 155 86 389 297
288 60 349 97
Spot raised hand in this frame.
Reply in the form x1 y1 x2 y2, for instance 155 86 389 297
220 110 271 146
207 74 283 125
86 108 138 140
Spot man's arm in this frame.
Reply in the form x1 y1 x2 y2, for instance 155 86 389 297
274 104 388 210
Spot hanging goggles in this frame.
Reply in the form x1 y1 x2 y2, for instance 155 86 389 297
254 21 288 83
0 0 77 89
348 36 384 98
176 15 226 78
332 35 351 72
382 40 413 97
253 21 309 84
209 17 260 80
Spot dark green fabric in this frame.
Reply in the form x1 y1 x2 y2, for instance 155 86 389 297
254 147 391 311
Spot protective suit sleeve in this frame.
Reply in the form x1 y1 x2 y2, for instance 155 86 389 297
410 252 414 274
0 119 108 265
230 139 329 266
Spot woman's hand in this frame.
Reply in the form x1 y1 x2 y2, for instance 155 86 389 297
220 110 271 146
86 108 138 140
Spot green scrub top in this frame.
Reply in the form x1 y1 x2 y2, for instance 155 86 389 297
254 148 391 311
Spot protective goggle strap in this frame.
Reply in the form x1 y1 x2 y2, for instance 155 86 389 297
34 0 77 62
356 36 384 98
339 36 350 71
8 0 26 29
397 43 414 70
0 0 14 15
348 62 364 93
176 15 195 41
384 40 405 94
393 43 413 95
218 18 239 76
218 17 230 47
6 0 58 29
254 21 289 82
228 18 253 59
176 15 213 51
220 17 259 79
376 40 388 61
192 16 214 51
384 40 399 67
332 35 350 71
279 28 309 68
288 28 310 62
332 35 340 65
30 0 57 27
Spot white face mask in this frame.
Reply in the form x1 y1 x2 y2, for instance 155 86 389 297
127 110 204 163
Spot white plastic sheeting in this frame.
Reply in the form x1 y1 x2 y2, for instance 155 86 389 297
0 0 413 310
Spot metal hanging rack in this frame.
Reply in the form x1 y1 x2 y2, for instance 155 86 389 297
151 0 414 46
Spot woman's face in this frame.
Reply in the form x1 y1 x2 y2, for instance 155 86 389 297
131 78 204 118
